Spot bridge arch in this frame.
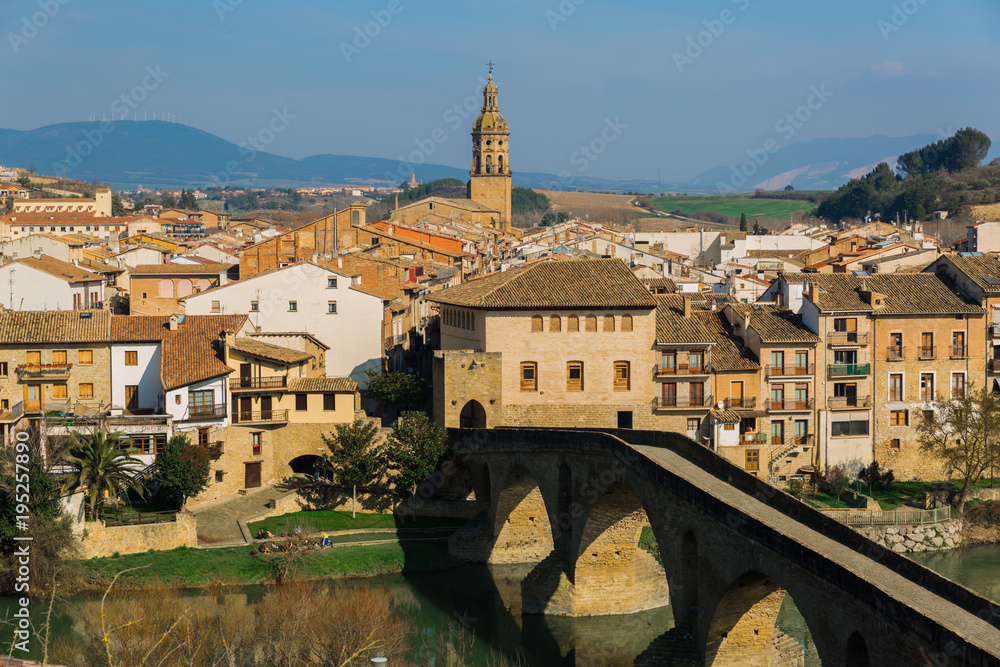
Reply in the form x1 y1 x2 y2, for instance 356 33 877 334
488 462 556 564
846 631 869 667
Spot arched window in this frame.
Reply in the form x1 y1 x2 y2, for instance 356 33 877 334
603 315 615 332
476 156 481 174
486 155 493 174
531 315 543 333
585 315 597 332
550 315 561 332
499 154 504 173
568 315 579 332
621 314 633 332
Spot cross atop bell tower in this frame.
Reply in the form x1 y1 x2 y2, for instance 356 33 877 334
468 66 512 230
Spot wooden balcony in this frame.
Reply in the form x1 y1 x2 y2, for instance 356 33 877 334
723 396 756 410
653 394 713 410
764 364 814 378
828 332 869 347
16 363 72 381
765 398 814 412
827 396 872 410
181 404 227 422
233 409 289 425
198 440 224 457
230 376 288 391
655 364 712 378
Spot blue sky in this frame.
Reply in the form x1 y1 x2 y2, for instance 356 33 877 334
2 0 999 182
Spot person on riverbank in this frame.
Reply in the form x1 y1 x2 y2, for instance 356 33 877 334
321 531 330 547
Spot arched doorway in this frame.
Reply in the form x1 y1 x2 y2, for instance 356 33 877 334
289 454 325 479
459 400 487 428
846 631 869 667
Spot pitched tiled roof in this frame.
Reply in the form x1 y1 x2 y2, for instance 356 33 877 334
0 310 111 343
804 274 984 315
939 254 1000 294
112 315 248 390
729 303 820 343
694 310 760 371
430 259 657 310
128 263 234 275
655 295 715 345
16 255 104 283
287 377 358 393
230 337 312 365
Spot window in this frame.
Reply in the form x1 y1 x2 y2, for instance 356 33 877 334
567 362 584 391
690 382 705 405
952 373 966 398
831 420 869 437
690 351 705 373
794 384 809 407
952 332 966 358
520 362 537 391
211 300 221 313
795 351 808 371
687 417 701 433
920 332 934 358
621 314 633 332
251 301 259 312
834 317 857 342
920 373 935 401
189 389 214 416
52 384 67 399
771 350 784 371
603 315 615 332
833 350 857 365
889 374 903 401
328 302 337 314
125 351 138 366
53 350 67 365
889 438 901 449
567 315 579 332
78 350 93 365
216 470 224 483
0 399 8 411
252 432 262 456
770 384 784 409
323 394 336 411
141 292 148 299
79 383 94 398
327 277 338 288
549 315 561 332
661 351 677 373
890 410 909 426
295 394 308 411
288 301 298 312
0 362 7 376
723 423 735 431
585 315 597 332
531 315 543 332
198 428 209 447
614 361 630 391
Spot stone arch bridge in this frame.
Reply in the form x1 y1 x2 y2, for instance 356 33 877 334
445 428 1000 666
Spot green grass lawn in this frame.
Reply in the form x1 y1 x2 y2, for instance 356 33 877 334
651 194 815 219
247 510 468 536
869 478 1000 511
77 541 463 590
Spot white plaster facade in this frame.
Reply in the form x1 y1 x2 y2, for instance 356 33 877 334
0 262 105 310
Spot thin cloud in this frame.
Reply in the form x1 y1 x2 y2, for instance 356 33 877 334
870 61 908 78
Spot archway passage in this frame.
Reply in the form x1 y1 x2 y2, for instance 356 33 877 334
459 400 487 428
288 454 324 477
846 632 869 667
490 465 554 564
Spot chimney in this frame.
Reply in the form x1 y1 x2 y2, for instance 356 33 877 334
337 256 343 268
168 315 178 331
807 283 820 304
395 195 398 211
219 330 230 365
682 295 692 318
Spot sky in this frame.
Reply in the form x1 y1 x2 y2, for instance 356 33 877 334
2 0 999 183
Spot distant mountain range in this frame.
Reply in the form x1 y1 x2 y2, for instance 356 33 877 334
0 121 941 194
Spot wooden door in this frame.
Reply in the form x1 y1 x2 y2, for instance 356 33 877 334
125 385 138 411
25 384 42 412
239 397 252 423
260 396 272 421
244 462 261 489
745 449 759 472
240 363 252 388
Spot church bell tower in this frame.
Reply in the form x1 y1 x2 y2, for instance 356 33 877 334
468 65 512 231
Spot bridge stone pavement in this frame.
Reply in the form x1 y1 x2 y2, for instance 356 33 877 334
445 428 1000 666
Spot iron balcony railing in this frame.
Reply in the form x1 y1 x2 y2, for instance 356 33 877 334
827 332 869 346
233 409 289 425
765 398 814 411
741 432 768 444
16 363 72 379
764 364 814 378
918 346 936 360
723 396 756 410
950 345 967 359
655 363 713 377
653 394 713 409
230 376 288 391
182 404 227 421
827 395 872 410
827 363 871 378
886 346 904 361
198 440 225 457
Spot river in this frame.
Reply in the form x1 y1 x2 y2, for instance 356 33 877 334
3 545 996 666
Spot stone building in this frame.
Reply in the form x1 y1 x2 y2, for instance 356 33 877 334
128 263 234 316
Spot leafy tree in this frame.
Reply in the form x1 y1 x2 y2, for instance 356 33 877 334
739 212 747 232
179 189 199 211
511 187 550 212
151 434 211 509
16 174 31 188
751 221 765 235
916 385 1000 512
111 192 126 217
786 478 804 500
383 412 449 515
825 465 851 501
897 127 991 177
322 419 384 518
857 461 895 493
61 430 147 520
3 197 12 214
784 184 795 191
160 193 177 208
364 369 427 412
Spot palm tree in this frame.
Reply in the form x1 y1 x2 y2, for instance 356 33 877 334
61 430 147 520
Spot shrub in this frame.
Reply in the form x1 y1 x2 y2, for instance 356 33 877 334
964 500 1000 526
786 479 804 500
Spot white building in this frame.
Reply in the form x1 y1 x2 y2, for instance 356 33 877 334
183 261 385 384
0 255 106 310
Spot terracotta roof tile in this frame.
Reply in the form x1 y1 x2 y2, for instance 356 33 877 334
287 377 358 393
0 310 110 343
430 259 657 310
937 254 1000 294
803 274 984 315
729 303 820 343
694 310 760 371
230 337 312 365
128 263 234 275
15 255 104 283
655 295 715 345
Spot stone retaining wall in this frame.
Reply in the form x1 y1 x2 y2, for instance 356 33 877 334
77 512 198 559
854 519 963 554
